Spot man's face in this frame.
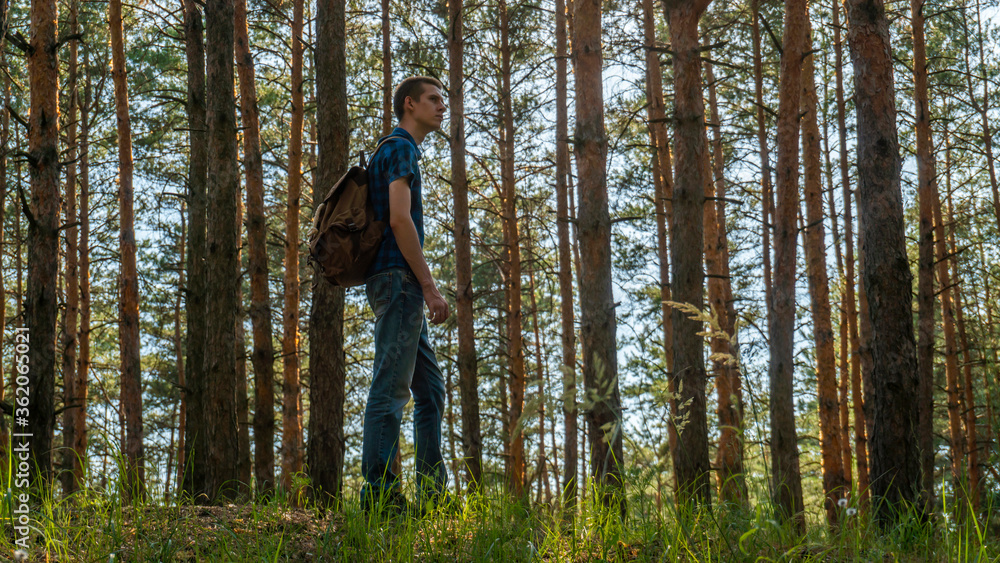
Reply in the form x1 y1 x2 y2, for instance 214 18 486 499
407 85 447 131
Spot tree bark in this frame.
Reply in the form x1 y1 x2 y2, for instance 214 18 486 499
664 0 711 507
911 0 936 510
281 0 305 497
498 0 526 498
642 0 675 497
76 49 91 495
974 234 997 472
235 164 251 490
0 53 7 462
705 57 746 506
770 0 807 529
575 0 623 511
307 0 349 504
60 0 81 497
202 0 243 502
950 249 981 516
856 231 874 508
558 0 578 514
642 0 676 484
183 0 209 500
448 0 482 491
942 140 980 515
801 15 847 525
819 52 853 488
961 2 1000 234
235 0 276 495
110 0 145 498
175 208 186 500
527 233 550 502
26 0 60 493
833 0 868 504
932 134 965 513
381 0 391 136
845 0 921 524
752 0 773 330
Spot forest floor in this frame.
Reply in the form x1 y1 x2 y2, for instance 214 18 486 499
4 487 999 562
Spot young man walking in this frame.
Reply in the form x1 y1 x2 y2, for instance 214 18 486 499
361 76 450 516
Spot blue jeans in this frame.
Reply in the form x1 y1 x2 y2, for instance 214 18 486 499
361 268 447 502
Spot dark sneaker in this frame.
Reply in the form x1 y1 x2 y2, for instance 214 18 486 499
361 487 410 520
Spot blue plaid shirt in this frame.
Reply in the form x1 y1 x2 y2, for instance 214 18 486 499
366 127 424 278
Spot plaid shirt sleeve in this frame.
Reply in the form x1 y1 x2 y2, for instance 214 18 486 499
380 140 417 186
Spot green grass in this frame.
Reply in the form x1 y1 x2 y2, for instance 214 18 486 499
2 466 997 562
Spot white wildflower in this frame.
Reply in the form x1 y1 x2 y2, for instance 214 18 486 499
14 550 28 562
846 507 858 517
837 498 849 508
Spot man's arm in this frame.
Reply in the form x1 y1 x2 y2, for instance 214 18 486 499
388 177 450 324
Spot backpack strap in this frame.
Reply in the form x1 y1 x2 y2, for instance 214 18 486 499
359 134 407 168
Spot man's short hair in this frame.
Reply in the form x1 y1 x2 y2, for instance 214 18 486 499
393 76 444 121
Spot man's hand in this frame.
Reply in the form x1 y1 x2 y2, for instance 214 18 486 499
423 282 450 325
387 176 449 324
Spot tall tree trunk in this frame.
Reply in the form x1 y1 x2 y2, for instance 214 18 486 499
664 0 711 507
953 288 980 513
282 0 305 496
932 132 965 513
76 50 91 493
705 57 746 506
203 0 242 502
235 0 276 495
960 2 1000 233
527 233 550 502
381 0 391 136
60 0 81 497
974 235 997 469
444 330 460 488
498 307 510 482
168 209 187 501
948 231 980 515
911 0 937 509
448 0 481 491
752 0 773 330
0 52 7 461
568 155 585 505
175 208 186 499
557 0 578 514
820 57 853 489
235 165 251 489
942 141 980 514
26 0 60 492
833 0 868 504
111 0 145 492
576 0 622 511
307 0 349 504
801 15 847 524
183 0 209 500
499 0 526 498
856 231 874 508
642 0 676 484
845 0 921 525
769 0 806 529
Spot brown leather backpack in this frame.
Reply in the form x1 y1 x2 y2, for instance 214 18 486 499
308 136 403 287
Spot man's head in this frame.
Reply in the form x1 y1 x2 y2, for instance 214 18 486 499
393 76 446 133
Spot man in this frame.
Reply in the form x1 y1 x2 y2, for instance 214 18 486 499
361 76 450 516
